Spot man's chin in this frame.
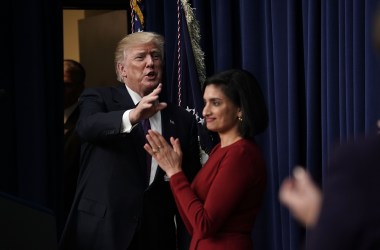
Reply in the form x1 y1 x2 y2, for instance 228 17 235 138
143 82 160 94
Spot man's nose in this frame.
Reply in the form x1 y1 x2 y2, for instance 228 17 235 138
146 55 154 66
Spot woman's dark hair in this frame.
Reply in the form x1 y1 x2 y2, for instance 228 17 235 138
203 69 268 138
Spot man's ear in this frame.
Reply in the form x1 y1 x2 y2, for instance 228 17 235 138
117 63 127 77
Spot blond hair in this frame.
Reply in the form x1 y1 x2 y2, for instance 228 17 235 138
114 32 165 82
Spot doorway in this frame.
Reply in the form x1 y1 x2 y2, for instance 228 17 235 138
63 9 128 87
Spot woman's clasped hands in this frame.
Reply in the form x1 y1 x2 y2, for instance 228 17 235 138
144 130 183 178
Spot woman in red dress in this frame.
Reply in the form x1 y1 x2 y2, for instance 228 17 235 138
145 69 268 250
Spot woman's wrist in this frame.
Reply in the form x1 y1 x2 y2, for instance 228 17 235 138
166 169 182 178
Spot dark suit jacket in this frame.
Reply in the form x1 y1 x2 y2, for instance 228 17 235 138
63 106 81 225
59 84 201 250
306 134 380 250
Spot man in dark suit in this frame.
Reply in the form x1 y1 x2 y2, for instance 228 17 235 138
59 32 201 250
63 59 85 226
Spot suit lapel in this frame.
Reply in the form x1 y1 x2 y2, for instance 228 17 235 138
152 106 177 184
64 106 80 137
112 84 135 110
65 106 79 131
161 106 178 142
113 84 148 186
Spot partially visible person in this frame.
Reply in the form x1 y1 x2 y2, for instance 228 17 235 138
278 167 322 227
59 32 201 250
279 134 380 250
144 69 268 250
63 59 85 224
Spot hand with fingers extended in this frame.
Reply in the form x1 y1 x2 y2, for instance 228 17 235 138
129 83 167 124
144 130 183 177
279 166 322 227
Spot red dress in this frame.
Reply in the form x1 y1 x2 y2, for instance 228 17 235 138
170 139 266 250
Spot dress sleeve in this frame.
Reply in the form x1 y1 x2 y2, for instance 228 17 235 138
170 145 264 238
170 172 194 235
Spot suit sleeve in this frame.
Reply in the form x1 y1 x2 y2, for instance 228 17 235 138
76 88 128 142
170 146 263 238
306 147 358 250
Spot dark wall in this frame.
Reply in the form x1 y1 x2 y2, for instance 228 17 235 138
1 0 64 231
0 0 16 194
0 0 129 236
79 10 128 88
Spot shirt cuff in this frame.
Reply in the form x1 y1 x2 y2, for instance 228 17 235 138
121 109 137 133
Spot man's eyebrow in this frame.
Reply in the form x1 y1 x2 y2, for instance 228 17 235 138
132 51 146 55
151 50 161 55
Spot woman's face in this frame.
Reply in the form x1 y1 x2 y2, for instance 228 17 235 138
202 84 241 135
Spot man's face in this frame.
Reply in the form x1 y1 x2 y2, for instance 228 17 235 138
120 42 163 97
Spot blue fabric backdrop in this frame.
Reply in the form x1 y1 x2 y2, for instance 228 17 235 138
2 0 379 249
142 0 380 249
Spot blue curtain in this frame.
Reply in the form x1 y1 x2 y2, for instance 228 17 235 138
144 0 380 249
2 0 379 248
1 0 64 235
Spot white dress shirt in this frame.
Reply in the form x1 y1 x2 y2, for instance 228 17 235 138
121 85 162 185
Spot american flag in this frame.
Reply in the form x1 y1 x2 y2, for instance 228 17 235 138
130 0 144 32
170 0 214 161
131 0 215 161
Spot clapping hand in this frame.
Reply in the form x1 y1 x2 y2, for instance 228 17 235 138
144 130 183 178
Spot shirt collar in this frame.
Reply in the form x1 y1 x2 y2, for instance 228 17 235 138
64 103 77 124
125 84 141 105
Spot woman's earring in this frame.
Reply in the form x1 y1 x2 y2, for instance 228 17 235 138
238 116 243 122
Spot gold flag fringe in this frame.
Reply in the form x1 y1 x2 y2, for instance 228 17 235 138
181 0 206 88
131 0 145 27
